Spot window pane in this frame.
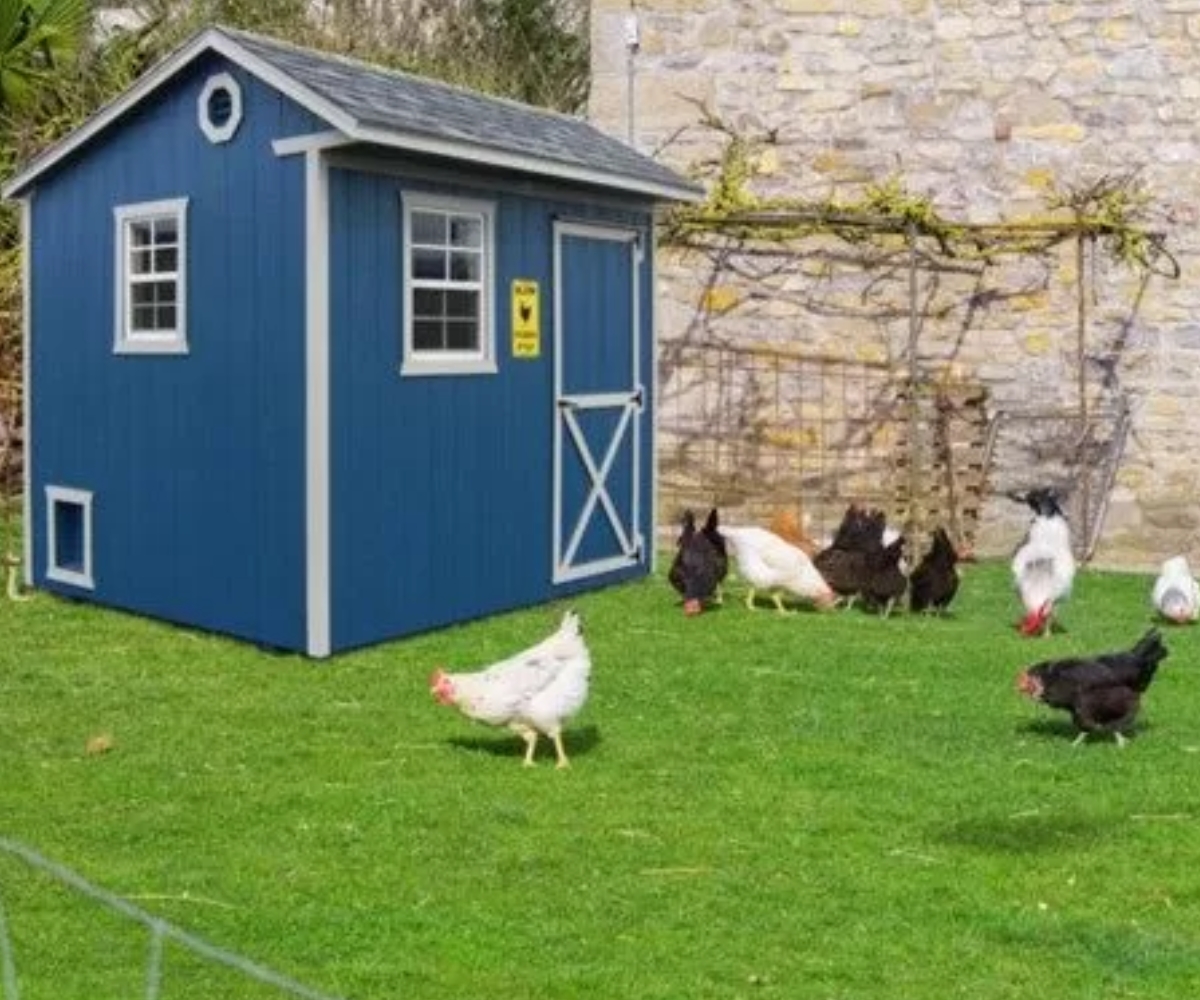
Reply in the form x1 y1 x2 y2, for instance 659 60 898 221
131 305 156 331
449 215 482 248
411 211 446 245
153 217 178 244
413 288 445 318
159 305 177 330
131 281 176 308
445 320 478 351
128 220 154 248
154 247 178 272
449 251 480 281
413 320 444 351
403 201 491 366
412 249 446 280
53 501 85 572
131 282 157 306
130 248 154 275
445 289 478 318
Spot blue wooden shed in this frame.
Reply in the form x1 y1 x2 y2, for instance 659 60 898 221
3 26 700 656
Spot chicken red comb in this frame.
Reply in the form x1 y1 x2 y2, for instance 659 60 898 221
683 599 703 616
1019 603 1051 636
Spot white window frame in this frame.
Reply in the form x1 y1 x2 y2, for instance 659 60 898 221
113 197 189 355
400 192 497 377
45 485 94 590
198 71 243 144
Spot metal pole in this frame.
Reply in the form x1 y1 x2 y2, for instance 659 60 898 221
1076 232 1090 557
624 7 640 146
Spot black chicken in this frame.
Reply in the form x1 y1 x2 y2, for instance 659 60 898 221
861 533 908 616
909 527 960 614
813 505 887 605
667 508 728 616
1015 628 1168 747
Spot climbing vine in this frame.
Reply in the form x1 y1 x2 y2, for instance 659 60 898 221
659 113 1178 279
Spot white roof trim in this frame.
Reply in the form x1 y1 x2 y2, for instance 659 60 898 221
2 27 702 203
3 29 355 198
272 129 355 157
349 121 699 202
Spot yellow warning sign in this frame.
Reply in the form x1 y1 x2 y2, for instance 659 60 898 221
511 279 540 358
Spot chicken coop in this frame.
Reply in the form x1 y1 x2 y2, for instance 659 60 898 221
3 26 700 656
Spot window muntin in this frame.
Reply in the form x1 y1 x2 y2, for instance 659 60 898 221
401 194 496 376
114 198 189 354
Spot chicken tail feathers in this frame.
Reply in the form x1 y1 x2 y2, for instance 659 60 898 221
1130 627 1168 689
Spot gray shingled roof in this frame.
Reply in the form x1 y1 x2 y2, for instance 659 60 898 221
225 27 699 199
4 25 703 202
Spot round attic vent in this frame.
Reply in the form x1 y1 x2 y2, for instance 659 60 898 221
198 72 243 144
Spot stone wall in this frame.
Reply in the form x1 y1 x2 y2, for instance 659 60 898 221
590 0 1200 569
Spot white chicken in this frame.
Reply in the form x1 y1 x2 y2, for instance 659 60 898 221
429 610 591 768
1151 555 1200 624
1010 488 1076 636
721 525 837 613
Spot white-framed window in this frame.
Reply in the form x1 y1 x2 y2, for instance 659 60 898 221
45 485 94 590
400 192 496 376
198 71 244 144
113 198 189 355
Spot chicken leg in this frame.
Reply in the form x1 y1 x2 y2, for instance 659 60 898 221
1071 729 1130 749
511 723 540 766
550 729 571 769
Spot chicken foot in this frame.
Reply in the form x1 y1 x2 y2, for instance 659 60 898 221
1071 730 1130 749
511 723 572 767
770 593 796 616
550 730 571 769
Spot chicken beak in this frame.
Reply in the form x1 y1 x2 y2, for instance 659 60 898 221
683 598 703 616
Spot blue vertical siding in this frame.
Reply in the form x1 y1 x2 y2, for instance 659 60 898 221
26 51 660 653
29 56 321 649
328 165 656 650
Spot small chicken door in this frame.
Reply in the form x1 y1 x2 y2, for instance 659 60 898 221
552 221 645 583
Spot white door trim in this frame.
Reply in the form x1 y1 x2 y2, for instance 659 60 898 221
552 221 645 584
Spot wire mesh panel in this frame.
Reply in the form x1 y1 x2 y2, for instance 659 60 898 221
980 404 1132 561
657 341 991 548
0 839 348 1000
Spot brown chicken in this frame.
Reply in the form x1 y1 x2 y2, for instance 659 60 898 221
767 508 818 556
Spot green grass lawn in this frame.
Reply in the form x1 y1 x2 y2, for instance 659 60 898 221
2 541 1200 999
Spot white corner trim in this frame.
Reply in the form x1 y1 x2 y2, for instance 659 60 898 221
197 71 243 144
305 148 331 658
20 196 32 587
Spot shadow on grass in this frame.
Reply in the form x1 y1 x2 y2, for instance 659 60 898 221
936 811 1112 854
1016 717 1153 745
447 723 602 764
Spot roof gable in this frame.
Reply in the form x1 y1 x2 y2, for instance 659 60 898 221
3 25 702 203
